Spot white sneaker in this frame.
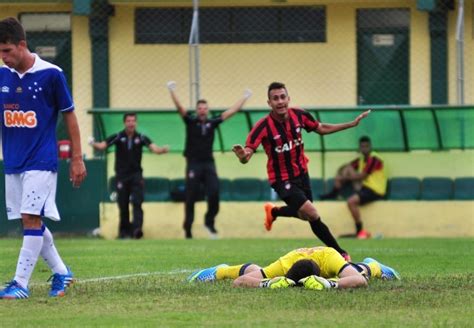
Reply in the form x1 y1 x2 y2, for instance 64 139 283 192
205 225 219 239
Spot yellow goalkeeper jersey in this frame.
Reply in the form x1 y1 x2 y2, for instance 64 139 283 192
262 246 348 279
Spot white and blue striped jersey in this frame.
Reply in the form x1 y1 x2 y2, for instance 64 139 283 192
0 54 74 174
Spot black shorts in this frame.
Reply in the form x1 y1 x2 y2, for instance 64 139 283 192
271 173 313 211
358 186 384 205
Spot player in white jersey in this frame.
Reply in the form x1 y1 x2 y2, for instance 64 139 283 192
0 17 86 299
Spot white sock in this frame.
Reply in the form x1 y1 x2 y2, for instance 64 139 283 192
14 231 44 289
41 225 68 275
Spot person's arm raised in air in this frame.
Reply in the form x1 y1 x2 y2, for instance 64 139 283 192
220 89 252 121
167 81 187 118
316 110 371 135
232 145 254 164
148 143 170 155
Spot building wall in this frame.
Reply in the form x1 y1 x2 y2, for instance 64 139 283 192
108 0 435 108
0 1 472 159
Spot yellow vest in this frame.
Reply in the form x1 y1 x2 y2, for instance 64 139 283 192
357 151 387 196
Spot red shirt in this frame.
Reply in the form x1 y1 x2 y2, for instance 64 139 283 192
246 107 319 184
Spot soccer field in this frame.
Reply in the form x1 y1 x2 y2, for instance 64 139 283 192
0 238 472 327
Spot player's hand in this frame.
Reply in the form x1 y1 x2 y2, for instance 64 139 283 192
243 88 253 100
161 145 170 154
167 81 177 91
259 276 295 289
353 109 371 126
232 144 249 163
69 157 87 188
299 275 337 290
87 136 95 146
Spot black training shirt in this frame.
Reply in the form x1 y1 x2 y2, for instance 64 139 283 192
106 130 152 178
183 113 223 162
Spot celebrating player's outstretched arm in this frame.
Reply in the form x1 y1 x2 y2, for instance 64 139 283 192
315 109 371 135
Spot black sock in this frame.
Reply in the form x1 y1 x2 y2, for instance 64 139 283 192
272 206 298 219
355 222 363 233
309 218 346 254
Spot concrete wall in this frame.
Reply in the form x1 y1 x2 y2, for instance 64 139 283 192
99 201 474 239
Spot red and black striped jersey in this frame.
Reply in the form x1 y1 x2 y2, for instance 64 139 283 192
245 107 320 184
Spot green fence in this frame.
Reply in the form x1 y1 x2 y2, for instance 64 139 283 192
89 105 474 153
0 159 106 236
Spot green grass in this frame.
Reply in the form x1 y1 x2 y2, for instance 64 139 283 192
0 238 473 327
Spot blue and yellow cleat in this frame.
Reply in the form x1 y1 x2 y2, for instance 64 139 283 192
48 267 74 297
187 264 228 283
0 280 29 299
363 258 401 281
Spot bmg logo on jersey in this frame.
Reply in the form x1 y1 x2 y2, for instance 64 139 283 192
274 138 304 153
3 109 38 128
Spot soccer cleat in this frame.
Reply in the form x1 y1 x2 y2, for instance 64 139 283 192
204 225 219 240
264 203 276 231
187 264 228 283
363 258 401 281
299 275 337 290
48 267 74 297
0 280 29 299
356 229 371 239
260 277 295 289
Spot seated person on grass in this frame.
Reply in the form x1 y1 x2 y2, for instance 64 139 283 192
188 246 400 290
320 136 387 239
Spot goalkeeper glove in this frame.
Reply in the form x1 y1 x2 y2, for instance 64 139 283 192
243 88 253 100
88 136 95 146
299 275 338 290
167 81 177 91
259 276 296 289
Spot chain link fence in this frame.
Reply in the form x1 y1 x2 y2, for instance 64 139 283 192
1 0 473 142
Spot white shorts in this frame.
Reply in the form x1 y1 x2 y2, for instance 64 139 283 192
5 170 60 221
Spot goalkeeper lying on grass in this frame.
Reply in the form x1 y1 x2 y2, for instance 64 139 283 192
188 246 400 290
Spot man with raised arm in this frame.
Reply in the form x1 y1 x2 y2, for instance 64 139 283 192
167 81 252 239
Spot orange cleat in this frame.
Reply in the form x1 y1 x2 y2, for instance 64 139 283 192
264 202 276 231
356 229 371 239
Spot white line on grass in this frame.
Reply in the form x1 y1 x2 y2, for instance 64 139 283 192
30 268 194 287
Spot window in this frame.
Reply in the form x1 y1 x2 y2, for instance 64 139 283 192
135 6 326 44
357 9 410 29
135 8 192 44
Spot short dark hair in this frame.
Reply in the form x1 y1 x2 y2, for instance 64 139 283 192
359 135 371 144
123 112 137 122
267 82 287 99
0 17 26 45
285 259 320 282
196 99 208 106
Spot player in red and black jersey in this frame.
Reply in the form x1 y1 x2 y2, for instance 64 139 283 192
233 82 370 260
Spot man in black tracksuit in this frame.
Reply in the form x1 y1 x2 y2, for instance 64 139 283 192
167 81 252 239
90 113 168 239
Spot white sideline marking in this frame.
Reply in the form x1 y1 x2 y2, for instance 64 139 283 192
30 269 194 287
